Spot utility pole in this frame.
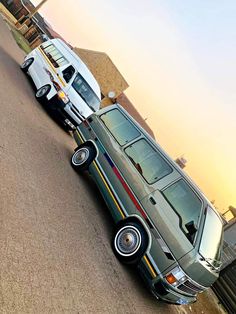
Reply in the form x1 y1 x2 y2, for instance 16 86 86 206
26 0 48 19
16 0 49 26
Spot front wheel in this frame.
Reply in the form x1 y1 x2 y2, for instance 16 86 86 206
20 58 34 73
113 222 148 264
71 145 96 172
35 84 51 102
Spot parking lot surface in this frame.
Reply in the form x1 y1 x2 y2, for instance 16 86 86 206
0 16 226 313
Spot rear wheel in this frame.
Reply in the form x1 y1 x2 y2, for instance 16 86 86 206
71 145 96 172
35 84 51 102
20 58 34 73
113 222 148 264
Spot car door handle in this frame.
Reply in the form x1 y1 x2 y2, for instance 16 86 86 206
149 197 156 205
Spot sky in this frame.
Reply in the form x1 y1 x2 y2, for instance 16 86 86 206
32 0 236 213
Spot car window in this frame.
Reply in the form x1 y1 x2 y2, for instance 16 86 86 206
100 109 140 146
162 179 202 243
199 206 223 266
125 139 172 184
72 73 100 111
41 42 69 68
62 65 75 83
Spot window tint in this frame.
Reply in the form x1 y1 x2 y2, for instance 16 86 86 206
72 73 100 111
62 65 75 83
41 42 68 68
125 139 172 183
163 180 202 242
43 45 54 54
199 206 223 267
100 109 140 145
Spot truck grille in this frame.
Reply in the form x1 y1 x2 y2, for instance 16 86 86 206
177 280 205 295
71 105 82 119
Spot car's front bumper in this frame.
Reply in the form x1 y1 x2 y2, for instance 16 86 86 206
47 96 82 127
137 257 197 305
151 279 197 305
64 102 84 126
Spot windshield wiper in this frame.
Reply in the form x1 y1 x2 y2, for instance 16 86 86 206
205 257 222 266
203 257 222 269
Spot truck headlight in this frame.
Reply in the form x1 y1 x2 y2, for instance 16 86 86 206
57 91 70 104
165 267 187 286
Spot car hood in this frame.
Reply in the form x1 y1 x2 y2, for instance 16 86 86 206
178 250 219 287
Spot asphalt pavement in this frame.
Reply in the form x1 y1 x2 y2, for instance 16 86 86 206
0 16 226 314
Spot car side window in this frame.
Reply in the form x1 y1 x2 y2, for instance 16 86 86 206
125 139 173 184
62 65 75 83
41 42 69 68
100 109 140 146
162 179 202 242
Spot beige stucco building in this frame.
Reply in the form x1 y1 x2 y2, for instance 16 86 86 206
73 48 129 106
74 48 155 138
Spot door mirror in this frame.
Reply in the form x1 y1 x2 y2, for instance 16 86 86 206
185 221 198 235
185 221 198 243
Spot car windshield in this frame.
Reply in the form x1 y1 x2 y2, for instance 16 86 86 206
72 73 100 111
199 206 223 267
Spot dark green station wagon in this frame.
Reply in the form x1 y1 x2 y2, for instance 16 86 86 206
70 104 223 305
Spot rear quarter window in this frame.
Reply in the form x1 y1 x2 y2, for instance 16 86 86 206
100 109 140 146
125 139 173 184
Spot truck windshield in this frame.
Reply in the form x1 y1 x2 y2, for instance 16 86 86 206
199 206 223 268
72 73 100 111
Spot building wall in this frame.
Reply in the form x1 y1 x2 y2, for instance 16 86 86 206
1 0 29 19
74 48 129 106
0 3 17 23
213 259 236 314
72 49 155 138
116 93 155 139
220 219 236 270
224 222 236 247
213 218 236 313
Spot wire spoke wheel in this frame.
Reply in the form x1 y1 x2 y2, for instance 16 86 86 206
71 145 96 172
72 148 90 166
113 222 148 264
115 226 141 256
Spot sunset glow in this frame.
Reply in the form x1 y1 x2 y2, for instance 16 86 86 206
32 0 236 212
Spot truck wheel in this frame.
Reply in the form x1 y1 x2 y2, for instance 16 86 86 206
71 145 96 172
113 222 148 264
35 84 51 102
20 58 34 73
